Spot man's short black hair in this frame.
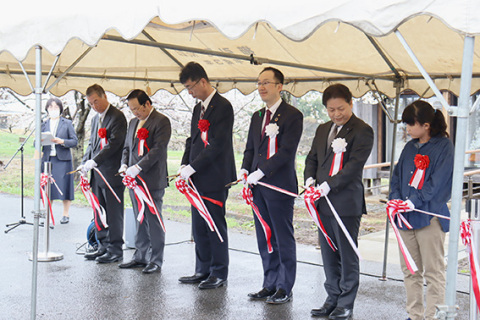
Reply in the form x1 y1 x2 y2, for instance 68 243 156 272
126 89 152 106
179 62 210 84
260 67 284 84
322 83 352 106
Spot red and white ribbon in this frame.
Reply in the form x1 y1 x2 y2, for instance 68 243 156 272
325 195 362 260
461 220 480 311
257 181 298 198
175 178 223 242
329 138 347 176
122 175 166 232
242 186 273 253
93 167 121 203
79 175 108 231
386 200 417 274
409 154 430 189
98 128 107 150
265 123 279 159
137 128 150 156
40 173 60 225
198 119 210 147
303 186 337 251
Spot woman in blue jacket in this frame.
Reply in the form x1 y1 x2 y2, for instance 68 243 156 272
389 100 453 320
41 98 78 224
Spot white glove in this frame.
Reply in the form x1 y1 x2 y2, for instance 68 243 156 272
239 169 249 185
118 164 128 174
84 159 97 172
180 165 196 180
316 181 331 197
177 164 186 174
247 169 265 185
125 165 141 178
304 177 315 188
76 164 87 176
405 199 415 212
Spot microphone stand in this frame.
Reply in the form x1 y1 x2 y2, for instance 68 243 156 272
4 128 38 233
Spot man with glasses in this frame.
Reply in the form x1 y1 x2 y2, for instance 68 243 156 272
240 67 303 304
118 89 171 274
79 84 127 263
177 62 236 289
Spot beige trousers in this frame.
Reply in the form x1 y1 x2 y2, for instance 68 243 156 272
399 217 446 320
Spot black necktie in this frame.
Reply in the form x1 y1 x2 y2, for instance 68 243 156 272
262 109 272 139
200 105 206 119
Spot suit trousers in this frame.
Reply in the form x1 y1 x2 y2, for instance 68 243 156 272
399 217 446 320
92 181 125 256
252 186 296 295
319 214 361 309
191 189 229 279
129 188 166 267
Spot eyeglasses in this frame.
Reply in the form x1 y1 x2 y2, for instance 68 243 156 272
256 81 280 88
185 79 201 91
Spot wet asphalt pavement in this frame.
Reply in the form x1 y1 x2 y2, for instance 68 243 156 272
0 193 470 319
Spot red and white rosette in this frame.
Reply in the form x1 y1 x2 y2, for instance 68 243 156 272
329 138 347 176
198 119 210 147
137 128 150 156
79 175 108 231
265 123 279 159
175 178 223 242
303 186 337 251
461 220 480 310
242 186 273 253
122 175 166 232
409 154 430 189
386 199 418 274
98 128 107 150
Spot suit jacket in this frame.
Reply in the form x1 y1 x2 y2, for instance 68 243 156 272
83 105 127 188
242 100 303 196
122 109 171 190
41 117 78 162
181 92 236 193
304 114 373 216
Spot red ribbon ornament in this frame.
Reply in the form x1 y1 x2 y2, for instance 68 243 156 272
40 173 55 225
98 128 107 150
242 186 273 253
198 119 210 147
137 128 150 156
303 186 336 251
409 154 430 189
122 175 166 232
79 175 108 231
461 220 480 311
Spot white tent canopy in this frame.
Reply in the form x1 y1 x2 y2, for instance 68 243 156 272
1 1 478 319
1 0 480 98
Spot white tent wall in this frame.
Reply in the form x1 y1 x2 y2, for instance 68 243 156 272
1 1 480 319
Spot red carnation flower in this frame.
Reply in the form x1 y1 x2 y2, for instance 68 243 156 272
98 128 107 138
137 128 149 140
414 154 430 170
198 119 210 132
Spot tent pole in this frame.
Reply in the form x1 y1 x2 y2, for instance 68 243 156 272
30 45 43 320
381 83 401 280
442 35 475 320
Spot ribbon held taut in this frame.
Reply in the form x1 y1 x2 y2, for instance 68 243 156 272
303 186 337 252
122 175 166 232
242 186 273 253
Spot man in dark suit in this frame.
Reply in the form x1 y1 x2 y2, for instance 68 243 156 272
305 84 373 320
118 89 171 274
80 84 127 263
241 67 303 304
178 62 236 289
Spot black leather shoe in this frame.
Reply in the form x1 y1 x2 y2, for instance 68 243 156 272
265 288 292 304
198 276 227 289
142 262 161 274
311 303 337 317
119 260 147 269
248 288 276 300
178 273 209 284
328 307 353 320
84 248 106 260
96 252 123 264
60 216 69 224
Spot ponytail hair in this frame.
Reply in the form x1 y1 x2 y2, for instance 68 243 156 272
401 100 449 138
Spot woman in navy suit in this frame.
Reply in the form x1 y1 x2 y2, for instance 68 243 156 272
41 98 78 224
